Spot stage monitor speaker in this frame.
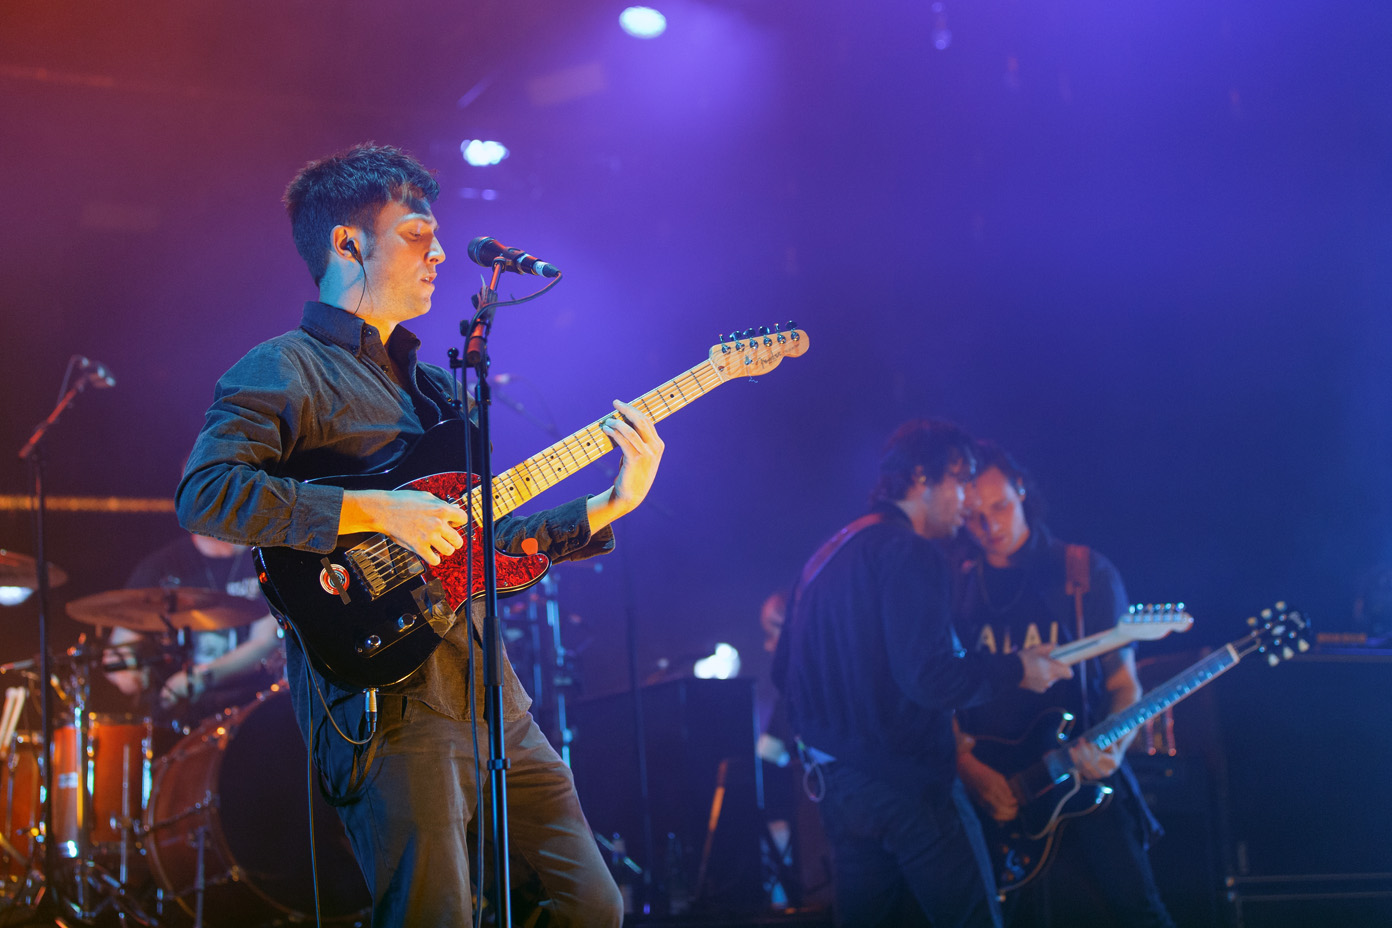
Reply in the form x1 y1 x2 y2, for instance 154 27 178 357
569 678 765 916
1216 650 1392 926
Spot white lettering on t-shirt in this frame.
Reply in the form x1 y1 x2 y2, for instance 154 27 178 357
974 622 1059 654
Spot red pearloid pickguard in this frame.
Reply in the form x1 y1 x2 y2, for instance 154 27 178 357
404 471 551 610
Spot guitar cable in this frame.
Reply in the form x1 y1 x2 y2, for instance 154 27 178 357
287 618 376 928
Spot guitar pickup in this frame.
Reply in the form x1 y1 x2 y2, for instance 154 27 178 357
345 534 427 600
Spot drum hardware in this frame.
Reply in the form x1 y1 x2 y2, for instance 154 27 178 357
0 549 69 593
66 586 266 634
142 685 370 926
0 640 158 926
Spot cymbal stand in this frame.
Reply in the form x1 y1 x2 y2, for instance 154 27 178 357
17 357 112 916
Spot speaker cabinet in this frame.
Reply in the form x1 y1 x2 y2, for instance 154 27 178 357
1216 651 1392 926
569 678 765 916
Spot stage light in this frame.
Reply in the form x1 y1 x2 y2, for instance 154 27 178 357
461 139 509 166
693 643 740 680
620 6 667 39
0 587 31 606
931 2 952 50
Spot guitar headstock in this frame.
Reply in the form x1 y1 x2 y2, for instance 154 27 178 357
709 323 809 383
1242 601 1312 666
1119 603 1195 641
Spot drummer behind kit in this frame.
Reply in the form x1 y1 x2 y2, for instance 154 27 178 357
0 540 369 926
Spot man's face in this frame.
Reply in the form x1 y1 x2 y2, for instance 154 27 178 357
967 467 1030 563
360 199 445 321
920 464 973 540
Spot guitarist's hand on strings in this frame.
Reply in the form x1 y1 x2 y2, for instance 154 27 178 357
957 751 1020 822
1069 740 1124 781
339 488 468 567
1016 643 1073 694
588 400 665 532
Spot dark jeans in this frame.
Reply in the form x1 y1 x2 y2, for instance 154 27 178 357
816 762 1003 928
317 696 622 927
1004 781 1174 928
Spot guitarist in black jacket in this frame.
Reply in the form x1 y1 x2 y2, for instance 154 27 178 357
953 441 1173 927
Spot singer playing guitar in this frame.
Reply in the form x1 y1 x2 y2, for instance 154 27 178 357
176 143 661 928
952 441 1174 927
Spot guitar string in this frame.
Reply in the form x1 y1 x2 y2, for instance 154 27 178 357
350 362 731 583
350 367 721 577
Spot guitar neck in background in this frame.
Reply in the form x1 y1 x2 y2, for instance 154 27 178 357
1081 644 1241 750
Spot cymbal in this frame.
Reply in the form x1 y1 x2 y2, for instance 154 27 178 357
0 549 68 590
66 587 265 632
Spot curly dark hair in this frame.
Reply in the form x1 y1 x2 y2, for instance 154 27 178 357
283 143 440 284
869 419 977 505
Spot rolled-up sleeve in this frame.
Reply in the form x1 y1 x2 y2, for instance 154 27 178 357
176 345 344 553
495 495 615 563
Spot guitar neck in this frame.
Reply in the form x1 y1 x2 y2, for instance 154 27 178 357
1079 644 1241 751
1050 628 1135 666
468 359 725 522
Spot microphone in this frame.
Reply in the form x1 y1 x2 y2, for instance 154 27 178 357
467 237 562 278
77 356 116 388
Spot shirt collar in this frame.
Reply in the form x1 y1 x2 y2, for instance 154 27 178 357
299 301 421 362
300 301 371 354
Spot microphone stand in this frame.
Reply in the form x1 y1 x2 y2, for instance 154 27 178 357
18 368 105 916
459 257 514 925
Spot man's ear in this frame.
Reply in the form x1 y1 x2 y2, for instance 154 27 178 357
332 226 363 262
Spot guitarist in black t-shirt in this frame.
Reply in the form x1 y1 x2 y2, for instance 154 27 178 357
953 441 1174 928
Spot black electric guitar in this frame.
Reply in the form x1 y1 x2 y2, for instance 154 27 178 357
970 602 1309 894
254 326 809 690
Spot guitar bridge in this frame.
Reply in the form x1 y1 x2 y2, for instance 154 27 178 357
345 534 426 600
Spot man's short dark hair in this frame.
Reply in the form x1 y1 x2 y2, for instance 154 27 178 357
284 143 441 284
870 419 977 505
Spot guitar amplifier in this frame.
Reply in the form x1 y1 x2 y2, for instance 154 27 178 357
568 678 766 916
1217 650 1392 927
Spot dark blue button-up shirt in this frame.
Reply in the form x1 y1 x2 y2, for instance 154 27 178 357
176 301 614 721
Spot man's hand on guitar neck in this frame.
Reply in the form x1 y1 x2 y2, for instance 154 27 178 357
338 489 468 566
587 400 665 532
1069 740 1125 781
1017 643 1073 693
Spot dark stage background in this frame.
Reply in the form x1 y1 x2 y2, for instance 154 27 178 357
1 0 1389 920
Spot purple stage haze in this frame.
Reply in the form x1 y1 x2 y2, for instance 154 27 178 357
0 0 1388 714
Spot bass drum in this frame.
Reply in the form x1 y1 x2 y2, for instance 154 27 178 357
142 686 370 926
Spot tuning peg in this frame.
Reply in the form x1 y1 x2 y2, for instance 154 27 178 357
1267 652 1280 667
786 320 798 331
1275 600 1286 611
1297 639 1310 652
758 325 770 336
717 333 726 343
1247 616 1257 627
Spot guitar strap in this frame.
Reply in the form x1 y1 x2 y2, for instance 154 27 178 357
792 512 888 610
1064 544 1091 729
772 512 886 695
